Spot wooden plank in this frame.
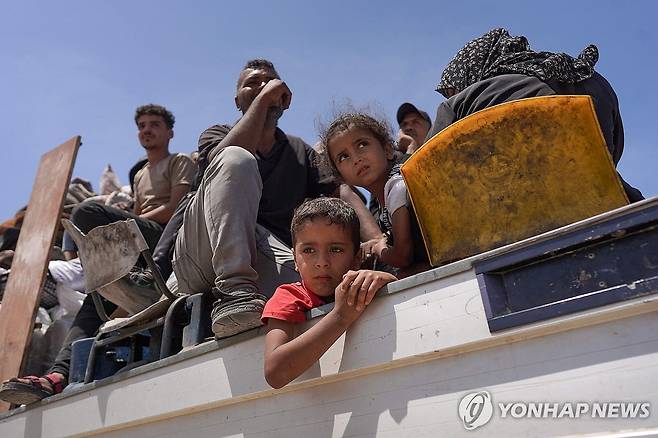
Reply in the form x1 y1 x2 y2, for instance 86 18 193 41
0 137 80 411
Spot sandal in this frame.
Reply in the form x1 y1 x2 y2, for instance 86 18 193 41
0 373 65 405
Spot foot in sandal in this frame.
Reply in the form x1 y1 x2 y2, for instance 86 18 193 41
0 372 66 405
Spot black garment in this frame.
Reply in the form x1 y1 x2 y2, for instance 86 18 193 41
196 124 232 185
129 158 148 194
0 227 19 251
197 125 337 247
427 73 644 202
48 294 117 380
70 202 164 252
430 74 554 135
150 192 193 280
437 28 598 97
368 197 380 219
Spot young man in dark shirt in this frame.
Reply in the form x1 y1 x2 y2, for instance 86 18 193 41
173 60 378 339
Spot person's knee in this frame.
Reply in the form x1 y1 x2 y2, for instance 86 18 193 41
212 146 258 174
71 202 103 223
70 202 107 231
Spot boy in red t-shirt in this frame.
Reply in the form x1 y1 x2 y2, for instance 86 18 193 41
263 197 397 388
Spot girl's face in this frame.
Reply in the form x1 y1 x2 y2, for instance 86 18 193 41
327 126 394 190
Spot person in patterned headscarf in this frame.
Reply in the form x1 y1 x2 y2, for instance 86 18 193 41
427 28 643 202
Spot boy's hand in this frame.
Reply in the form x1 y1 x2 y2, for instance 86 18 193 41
335 270 397 320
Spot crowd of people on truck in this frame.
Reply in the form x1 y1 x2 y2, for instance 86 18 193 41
0 28 644 405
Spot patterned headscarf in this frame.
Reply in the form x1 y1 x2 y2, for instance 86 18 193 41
436 28 599 97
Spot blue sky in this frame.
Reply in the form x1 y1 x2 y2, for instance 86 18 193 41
1 0 656 221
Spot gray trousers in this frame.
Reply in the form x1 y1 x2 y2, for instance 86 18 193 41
173 146 299 302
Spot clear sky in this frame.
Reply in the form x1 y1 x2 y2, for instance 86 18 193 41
1 0 656 220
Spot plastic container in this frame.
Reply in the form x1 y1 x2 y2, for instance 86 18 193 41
401 95 629 266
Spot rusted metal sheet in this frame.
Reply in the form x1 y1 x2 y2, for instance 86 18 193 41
61 219 160 315
0 137 80 411
401 95 629 267
62 219 149 293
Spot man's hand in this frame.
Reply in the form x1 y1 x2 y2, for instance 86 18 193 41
396 130 417 154
257 79 292 112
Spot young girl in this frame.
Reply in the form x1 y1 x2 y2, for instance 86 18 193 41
321 113 429 276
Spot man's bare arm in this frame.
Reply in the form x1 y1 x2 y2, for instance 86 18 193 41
139 184 190 225
216 80 292 155
339 184 383 241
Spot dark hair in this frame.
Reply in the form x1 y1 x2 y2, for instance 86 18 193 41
237 59 279 89
129 157 148 192
244 58 276 71
291 197 360 254
319 112 395 180
134 104 175 129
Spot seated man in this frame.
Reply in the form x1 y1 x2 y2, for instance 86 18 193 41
63 104 195 259
0 104 196 405
173 59 378 339
395 102 432 154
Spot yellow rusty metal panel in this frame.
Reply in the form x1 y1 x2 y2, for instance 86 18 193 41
401 95 629 266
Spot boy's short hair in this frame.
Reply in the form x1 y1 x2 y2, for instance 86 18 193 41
134 104 175 129
291 197 360 254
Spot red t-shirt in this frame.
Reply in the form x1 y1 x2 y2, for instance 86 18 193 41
261 282 326 324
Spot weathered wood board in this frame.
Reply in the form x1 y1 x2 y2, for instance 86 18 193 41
0 137 80 411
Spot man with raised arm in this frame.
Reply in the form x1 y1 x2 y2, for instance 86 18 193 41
173 59 378 339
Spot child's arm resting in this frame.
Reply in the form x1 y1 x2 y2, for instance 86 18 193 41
340 270 398 311
375 206 414 268
264 270 396 389
339 184 384 241
264 314 352 389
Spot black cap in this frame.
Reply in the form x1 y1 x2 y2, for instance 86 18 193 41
396 102 432 126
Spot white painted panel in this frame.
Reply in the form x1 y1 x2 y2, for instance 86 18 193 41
94 312 658 438
2 266 658 437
